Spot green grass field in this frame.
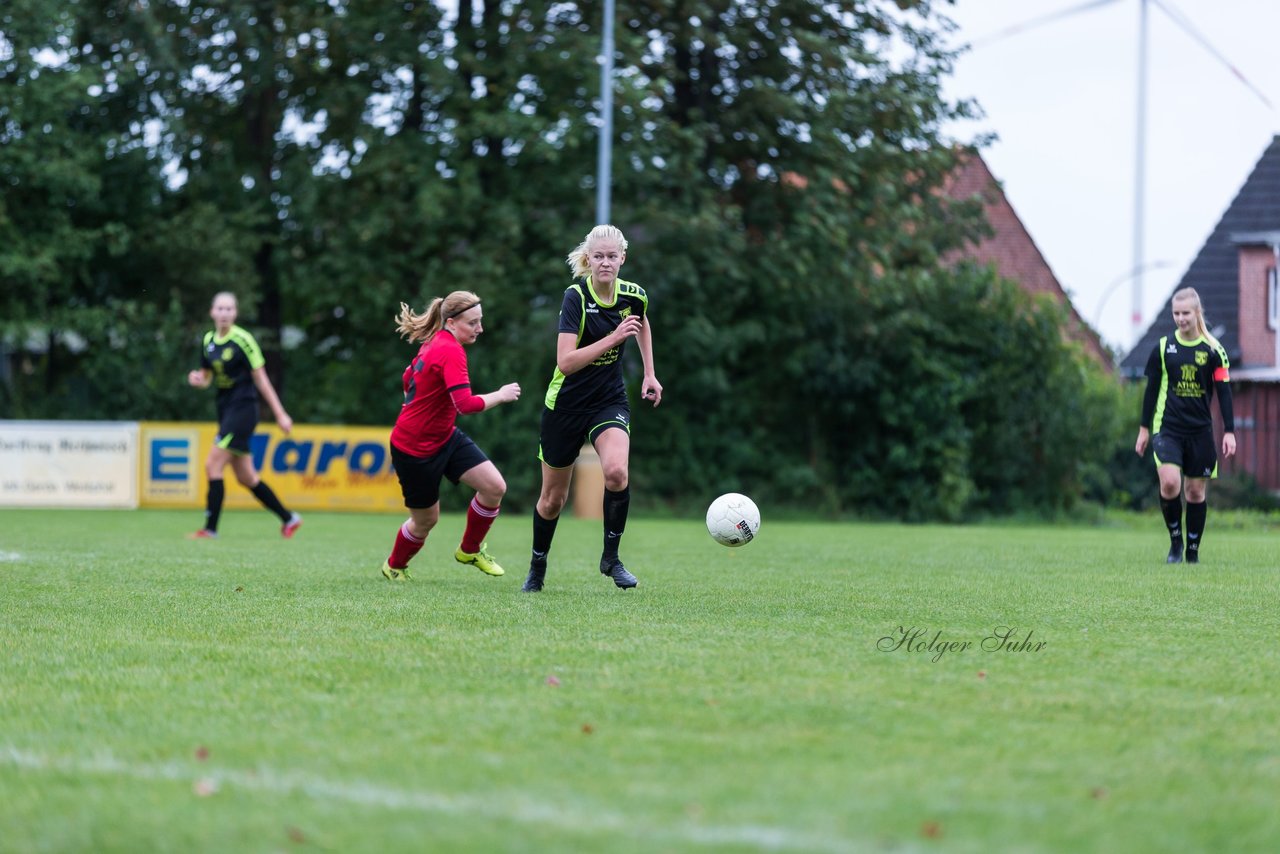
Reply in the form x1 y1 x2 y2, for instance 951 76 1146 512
2 507 1278 852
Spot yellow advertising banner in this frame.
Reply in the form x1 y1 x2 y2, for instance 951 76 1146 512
138 422 402 513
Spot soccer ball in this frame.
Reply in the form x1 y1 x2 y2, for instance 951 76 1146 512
705 493 761 547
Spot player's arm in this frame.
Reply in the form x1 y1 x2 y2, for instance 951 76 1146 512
449 383 521 414
1214 352 1236 457
187 368 212 389
443 348 520 414
251 366 293 434
1135 346 1161 456
478 384 522 410
555 316 643 376
637 316 662 406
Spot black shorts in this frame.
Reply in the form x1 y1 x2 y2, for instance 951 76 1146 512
391 429 489 509
215 402 258 455
1152 430 1218 479
538 403 631 469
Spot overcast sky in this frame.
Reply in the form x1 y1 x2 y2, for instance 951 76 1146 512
939 0 1280 356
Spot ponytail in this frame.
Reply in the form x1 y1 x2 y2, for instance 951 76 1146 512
395 290 482 344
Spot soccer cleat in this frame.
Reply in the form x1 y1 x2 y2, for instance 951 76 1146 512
455 544 505 576
187 529 218 539
381 561 412 582
600 557 638 589
1186 547 1200 564
1166 540 1184 564
522 560 547 592
281 513 303 539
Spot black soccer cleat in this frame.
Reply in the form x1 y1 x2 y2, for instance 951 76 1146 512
522 560 547 593
1166 540 1184 564
600 557 638 589
1185 547 1199 564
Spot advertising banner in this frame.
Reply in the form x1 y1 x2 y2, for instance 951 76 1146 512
0 421 139 508
138 422 402 513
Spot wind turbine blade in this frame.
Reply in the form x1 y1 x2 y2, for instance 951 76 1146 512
968 0 1122 48
1152 0 1274 110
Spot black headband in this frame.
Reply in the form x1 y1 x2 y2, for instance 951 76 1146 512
445 301 480 320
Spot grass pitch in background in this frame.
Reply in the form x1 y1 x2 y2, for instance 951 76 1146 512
1 508 1278 853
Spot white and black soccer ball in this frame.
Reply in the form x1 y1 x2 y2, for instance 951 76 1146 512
705 493 761 547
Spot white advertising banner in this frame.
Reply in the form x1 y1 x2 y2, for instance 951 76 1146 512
0 421 139 508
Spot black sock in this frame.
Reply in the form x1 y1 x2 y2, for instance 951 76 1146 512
602 486 630 560
205 480 225 532
531 509 559 565
251 481 290 522
1185 500 1207 556
1160 496 1183 544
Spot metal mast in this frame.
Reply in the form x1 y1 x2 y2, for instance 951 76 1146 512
1131 0 1149 342
596 0 615 225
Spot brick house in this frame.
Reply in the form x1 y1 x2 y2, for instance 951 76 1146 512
943 151 1112 368
1121 135 1280 490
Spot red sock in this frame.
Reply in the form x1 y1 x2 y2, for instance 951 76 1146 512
459 497 500 553
388 521 426 569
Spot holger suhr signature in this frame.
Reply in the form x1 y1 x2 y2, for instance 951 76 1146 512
877 626 1047 663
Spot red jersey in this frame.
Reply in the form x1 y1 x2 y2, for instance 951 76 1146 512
390 331 485 457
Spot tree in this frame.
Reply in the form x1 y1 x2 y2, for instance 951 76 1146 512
2 1 1131 518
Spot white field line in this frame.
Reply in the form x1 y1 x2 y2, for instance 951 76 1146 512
1 746 861 853
0 551 22 562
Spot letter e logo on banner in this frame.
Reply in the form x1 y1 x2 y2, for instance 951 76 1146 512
151 439 190 481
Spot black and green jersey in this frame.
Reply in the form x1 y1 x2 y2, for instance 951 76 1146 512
200 324 266 409
543 277 648 413
1141 333 1234 436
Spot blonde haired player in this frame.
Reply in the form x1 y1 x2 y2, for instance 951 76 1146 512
1134 287 1235 564
523 225 662 592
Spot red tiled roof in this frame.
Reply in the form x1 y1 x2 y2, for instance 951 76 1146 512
942 151 1112 368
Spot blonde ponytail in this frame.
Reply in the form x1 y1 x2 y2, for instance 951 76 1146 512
395 291 482 344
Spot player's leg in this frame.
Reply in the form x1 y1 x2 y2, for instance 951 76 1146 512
525 409 582 592
1151 432 1186 563
1183 477 1208 563
1156 464 1184 563
454 457 507 577
1182 431 1217 564
525 463 573 591
230 453 300 536
191 444 234 538
592 422 637 589
385 504 439 581
384 444 443 580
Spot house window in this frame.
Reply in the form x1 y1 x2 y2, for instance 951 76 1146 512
1270 266 1279 331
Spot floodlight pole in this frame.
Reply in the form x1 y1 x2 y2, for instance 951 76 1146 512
1131 0 1149 343
596 0 615 225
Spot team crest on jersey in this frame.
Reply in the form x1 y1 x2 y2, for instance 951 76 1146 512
1195 350 1208 366
222 348 234 361
619 306 631 319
